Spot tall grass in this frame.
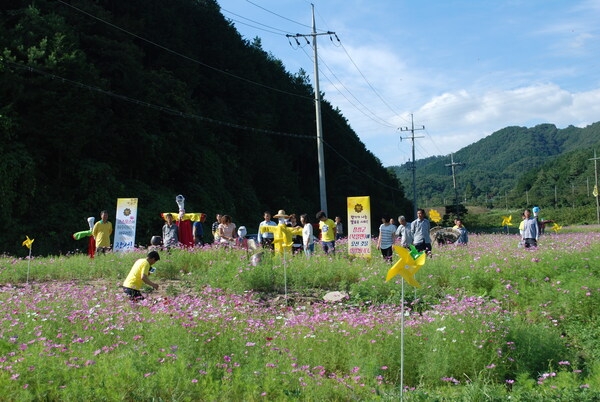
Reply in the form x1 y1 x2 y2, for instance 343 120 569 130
1 230 600 400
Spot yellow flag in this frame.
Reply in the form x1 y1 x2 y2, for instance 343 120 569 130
22 235 34 250
594 185 598 198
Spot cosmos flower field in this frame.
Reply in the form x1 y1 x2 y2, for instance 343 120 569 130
1 230 600 400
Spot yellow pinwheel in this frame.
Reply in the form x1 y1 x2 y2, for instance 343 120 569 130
429 209 442 224
22 235 34 250
501 215 512 227
386 245 427 288
552 222 562 233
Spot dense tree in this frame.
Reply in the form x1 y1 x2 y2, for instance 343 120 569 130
392 123 600 211
0 0 407 255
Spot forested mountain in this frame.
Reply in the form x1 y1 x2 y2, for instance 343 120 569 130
391 123 600 211
0 0 410 255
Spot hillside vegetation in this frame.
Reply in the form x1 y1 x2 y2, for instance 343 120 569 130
0 0 409 255
391 123 600 214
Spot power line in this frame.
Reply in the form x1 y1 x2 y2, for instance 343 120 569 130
245 0 322 32
56 0 312 101
335 38 409 126
4 57 404 193
51 1 405 193
220 6 297 36
222 11 291 36
300 46 395 129
2 59 313 140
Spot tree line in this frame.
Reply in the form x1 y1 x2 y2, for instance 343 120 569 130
0 0 410 255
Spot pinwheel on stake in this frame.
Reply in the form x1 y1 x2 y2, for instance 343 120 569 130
501 215 512 234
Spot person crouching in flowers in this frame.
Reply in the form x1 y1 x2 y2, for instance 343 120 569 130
122 251 160 301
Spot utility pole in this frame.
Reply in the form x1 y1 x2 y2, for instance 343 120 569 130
445 153 465 217
400 114 424 219
286 5 334 214
589 150 600 225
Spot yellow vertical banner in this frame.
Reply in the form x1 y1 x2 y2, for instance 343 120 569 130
347 196 371 258
113 198 138 252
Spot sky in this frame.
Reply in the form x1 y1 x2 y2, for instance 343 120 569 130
217 0 600 167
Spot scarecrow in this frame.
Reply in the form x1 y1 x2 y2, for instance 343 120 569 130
161 194 207 247
258 210 303 255
72 217 96 258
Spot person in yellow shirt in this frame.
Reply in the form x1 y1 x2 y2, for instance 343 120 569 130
92 210 113 254
122 251 160 301
316 211 336 255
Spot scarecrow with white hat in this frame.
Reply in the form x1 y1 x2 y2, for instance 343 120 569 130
259 209 303 255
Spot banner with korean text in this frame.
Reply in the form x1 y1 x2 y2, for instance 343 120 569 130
113 198 138 252
347 196 371 258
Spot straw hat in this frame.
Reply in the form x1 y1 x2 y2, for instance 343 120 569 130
273 210 289 219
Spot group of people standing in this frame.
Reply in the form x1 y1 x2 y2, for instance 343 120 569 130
376 208 469 262
211 210 344 256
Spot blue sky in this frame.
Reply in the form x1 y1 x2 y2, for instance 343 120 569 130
217 0 600 166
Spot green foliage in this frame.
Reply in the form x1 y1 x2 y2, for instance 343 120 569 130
0 0 407 256
2 231 600 399
391 123 600 220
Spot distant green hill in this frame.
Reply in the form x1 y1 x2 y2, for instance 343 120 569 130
391 122 600 211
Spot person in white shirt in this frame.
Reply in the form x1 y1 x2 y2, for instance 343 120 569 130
377 214 397 262
300 213 314 258
395 215 413 248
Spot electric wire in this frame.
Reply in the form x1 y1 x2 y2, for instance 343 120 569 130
3 58 403 192
245 0 322 32
54 0 407 185
57 0 312 101
299 46 395 129
221 8 292 36
335 38 411 126
2 59 313 140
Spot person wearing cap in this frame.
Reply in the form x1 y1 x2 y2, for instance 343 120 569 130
122 250 160 301
316 211 336 255
257 211 277 250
